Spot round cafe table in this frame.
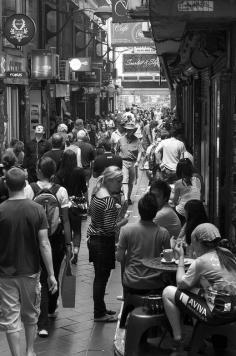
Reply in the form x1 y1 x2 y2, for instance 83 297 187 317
142 257 193 273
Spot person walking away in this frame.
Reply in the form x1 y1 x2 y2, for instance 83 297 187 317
0 151 18 203
0 167 57 356
65 132 82 167
72 118 90 141
150 179 181 238
117 122 142 204
23 125 51 183
93 139 122 178
24 157 72 337
87 166 129 322
155 128 186 183
43 133 64 171
6 139 24 167
163 223 236 356
173 158 201 225
116 193 170 296
55 150 87 264
76 130 95 201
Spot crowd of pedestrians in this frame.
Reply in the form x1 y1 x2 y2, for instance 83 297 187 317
0 106 236 356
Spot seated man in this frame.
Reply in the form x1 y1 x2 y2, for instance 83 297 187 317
162 223 236 356
116 193 170 295
150 179 181 238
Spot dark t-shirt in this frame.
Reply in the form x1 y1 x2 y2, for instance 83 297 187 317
75 141 95 169
43 149 64 170
93 153 123 177
0 199 48 277
55 167 87 197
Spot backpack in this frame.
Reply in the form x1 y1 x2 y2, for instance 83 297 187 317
31 183 62 237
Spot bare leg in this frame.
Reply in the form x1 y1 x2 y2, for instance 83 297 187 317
162 286 182 340
6 331 21 356
128 183 133 201
24 323 37 356
122 183 129 201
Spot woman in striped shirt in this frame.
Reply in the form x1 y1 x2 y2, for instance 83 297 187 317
87 166 128 322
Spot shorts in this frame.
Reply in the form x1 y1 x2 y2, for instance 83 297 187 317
122 161 135 185
175 289 236 325
0 273 41 333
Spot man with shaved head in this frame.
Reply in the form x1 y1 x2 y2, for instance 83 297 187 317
43 133 64 170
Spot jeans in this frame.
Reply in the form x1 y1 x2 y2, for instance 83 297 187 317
38 239 65 330
88 236 115 318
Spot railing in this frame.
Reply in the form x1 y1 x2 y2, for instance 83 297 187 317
127 0 149 19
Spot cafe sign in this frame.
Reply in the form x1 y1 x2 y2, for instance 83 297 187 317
4 14 36 46
123 54 159 73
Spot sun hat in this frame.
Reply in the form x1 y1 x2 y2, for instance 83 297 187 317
192 223 221 243
124 122 137 131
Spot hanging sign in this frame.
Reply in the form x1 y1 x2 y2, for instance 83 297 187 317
112 0 129 23
177 1 214 12
111 22 154 47
123 54 159 73
3 14 36 46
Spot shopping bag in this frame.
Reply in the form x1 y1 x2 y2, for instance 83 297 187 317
61 258 76 308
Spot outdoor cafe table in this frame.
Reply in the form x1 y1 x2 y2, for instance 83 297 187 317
142 257 193 273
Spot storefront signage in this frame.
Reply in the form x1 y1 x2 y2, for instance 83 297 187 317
69 57 91 72
111 22 154 47
6 72 27 78
112 0 130 23
178 0 214 11
123 54 159 73
31 52 59 79
3 14 36 46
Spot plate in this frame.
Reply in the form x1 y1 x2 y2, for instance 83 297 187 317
175 258 194 266
161 258 176 264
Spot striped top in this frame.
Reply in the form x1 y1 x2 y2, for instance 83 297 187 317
87 195 119 238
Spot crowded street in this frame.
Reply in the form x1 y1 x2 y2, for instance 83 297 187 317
1 1 236 356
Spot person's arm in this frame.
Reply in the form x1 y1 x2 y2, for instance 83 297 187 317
174 242 199 288
38 229 57 294
172 182 181 207
92 158 100 178
61 207 72 255
116 227 128 263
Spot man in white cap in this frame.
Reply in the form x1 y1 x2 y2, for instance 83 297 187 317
117 122 142 205
23 125 51 183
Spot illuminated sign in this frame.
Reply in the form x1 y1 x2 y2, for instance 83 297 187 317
69 57 91 72
4 14 36 46
111 22 154 46
123 53 159 72
31 52 59 79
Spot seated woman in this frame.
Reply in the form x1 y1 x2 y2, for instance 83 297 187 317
171 199 209 256
172 158 202 226
163 223 236 356
116 193 170 296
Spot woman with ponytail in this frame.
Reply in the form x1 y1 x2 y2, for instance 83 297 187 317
173 158 202 225
87 166 129 322
163 223 236 356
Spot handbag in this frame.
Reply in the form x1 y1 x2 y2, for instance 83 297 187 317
69 194 88 215
61 258 76 308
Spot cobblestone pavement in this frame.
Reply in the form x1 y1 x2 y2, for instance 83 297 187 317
0 170 149 356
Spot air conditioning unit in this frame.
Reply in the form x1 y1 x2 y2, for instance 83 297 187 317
59 60 70 81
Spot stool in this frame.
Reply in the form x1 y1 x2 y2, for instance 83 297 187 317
120 294 145 328
124 306 168 356
189 320 236 356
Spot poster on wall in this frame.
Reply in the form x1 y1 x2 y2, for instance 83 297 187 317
111 22 154 47
123 53 159 73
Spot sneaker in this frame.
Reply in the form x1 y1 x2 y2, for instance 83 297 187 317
116 295 124 301
94 315 118 323
170 338 185 356
106 309 116 315
38 329 48 338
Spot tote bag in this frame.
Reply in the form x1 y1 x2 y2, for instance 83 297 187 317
61 258 76 308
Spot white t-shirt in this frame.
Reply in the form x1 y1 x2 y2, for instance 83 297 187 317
105 119 115 129
174 176 201 216
24 181 69 209
157 137 186 171
65 144 82 168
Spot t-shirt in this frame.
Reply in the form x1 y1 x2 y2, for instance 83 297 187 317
0 199 48 276
24 181 69 208
180 251 236 310
65 144 82 168
117 135 141 161
111 130 124 147
75 141 95 169
153 203 181 238
105 119 115 130
157 137 186 171
93 152 122 177
174 176 201 216
55 167 87 197
117 221 170 290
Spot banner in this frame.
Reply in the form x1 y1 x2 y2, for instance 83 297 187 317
123 53 159 73
111 22 154 47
